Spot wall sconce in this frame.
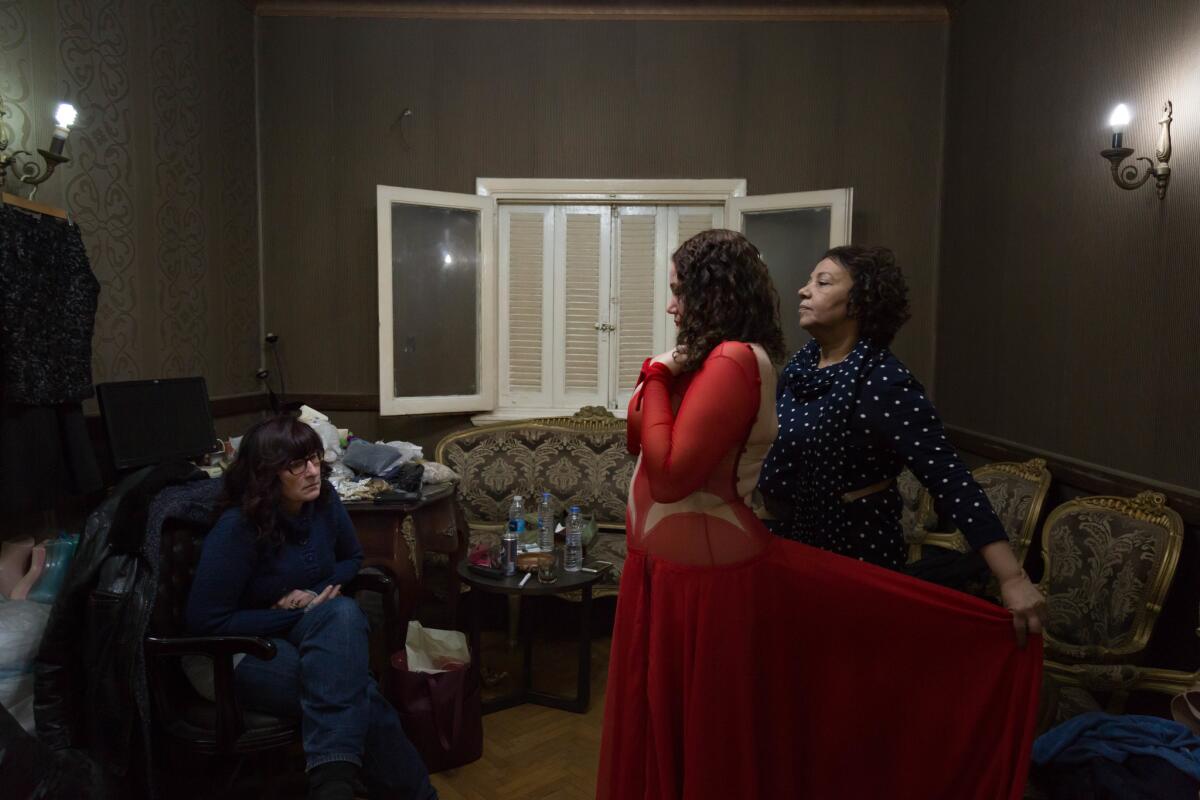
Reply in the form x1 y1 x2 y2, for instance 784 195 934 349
1100 101 1172 199
0 96 77 190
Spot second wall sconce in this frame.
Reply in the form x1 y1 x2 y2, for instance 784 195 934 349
1101 100 1172 199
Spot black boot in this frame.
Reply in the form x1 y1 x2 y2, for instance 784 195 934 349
308 761 358 800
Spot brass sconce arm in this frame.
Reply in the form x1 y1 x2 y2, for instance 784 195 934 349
0 148 69 187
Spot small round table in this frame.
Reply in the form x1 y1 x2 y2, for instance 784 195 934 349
457 557 610 714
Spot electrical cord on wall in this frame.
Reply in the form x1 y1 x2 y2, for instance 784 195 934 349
266 332 286 403
255 332 286 414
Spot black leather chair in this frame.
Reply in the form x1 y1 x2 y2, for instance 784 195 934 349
145 520 405 795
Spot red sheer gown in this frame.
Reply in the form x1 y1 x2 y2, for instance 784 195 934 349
596 341 1042 800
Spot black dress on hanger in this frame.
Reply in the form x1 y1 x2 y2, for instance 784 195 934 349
0 204 102 513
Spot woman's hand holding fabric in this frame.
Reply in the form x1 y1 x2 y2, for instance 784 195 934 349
999 572 1047 648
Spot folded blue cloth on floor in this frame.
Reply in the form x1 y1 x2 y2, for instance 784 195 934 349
1034 711 1200 781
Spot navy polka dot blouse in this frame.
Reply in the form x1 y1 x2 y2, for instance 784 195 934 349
758 339 1006 569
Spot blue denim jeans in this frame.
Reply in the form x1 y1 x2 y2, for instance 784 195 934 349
234 596 437 799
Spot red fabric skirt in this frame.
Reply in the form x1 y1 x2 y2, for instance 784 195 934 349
597 539 1042 799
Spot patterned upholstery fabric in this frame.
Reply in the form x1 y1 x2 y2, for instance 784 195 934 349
1039 676 1106 732
436 417 633 597
439 426 633 527
897 468 933 545
974 468 1043 562
910 459 1049 563
1042 493 1182 661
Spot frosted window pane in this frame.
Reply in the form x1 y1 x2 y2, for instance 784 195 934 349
390 204 480 398
743 207 832 355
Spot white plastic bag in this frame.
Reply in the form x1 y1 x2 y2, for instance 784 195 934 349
420 461 460 485
0 673 35 732
404 621 471 674
0 600 51 733
304 418 343 462
383 441 424 465
0 600 51 670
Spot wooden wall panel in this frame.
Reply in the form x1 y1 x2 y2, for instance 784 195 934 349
938 0 1200 489
258 17 950 397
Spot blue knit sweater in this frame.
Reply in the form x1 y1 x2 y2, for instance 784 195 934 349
185 487 363 637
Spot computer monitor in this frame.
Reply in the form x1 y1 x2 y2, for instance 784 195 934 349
96 377 219 470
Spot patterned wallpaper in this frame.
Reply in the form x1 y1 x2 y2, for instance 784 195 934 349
0 0 260 398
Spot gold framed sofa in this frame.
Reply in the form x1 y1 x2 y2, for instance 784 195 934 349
433 408 633 599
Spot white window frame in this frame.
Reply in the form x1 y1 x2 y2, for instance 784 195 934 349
377 185 496 415
726 188 853 245
376 179 851 422
476 177 747 203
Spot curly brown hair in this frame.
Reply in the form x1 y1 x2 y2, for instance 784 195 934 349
670 229 787 373
222 415 331 547
825 245 912 347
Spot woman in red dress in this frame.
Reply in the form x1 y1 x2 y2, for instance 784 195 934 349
597 230 1043 800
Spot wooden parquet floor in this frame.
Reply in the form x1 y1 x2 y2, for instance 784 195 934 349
430 631 611 800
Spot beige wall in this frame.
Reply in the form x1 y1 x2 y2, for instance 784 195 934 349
258 17 951 410
936 0 1200 489
1 0 260 398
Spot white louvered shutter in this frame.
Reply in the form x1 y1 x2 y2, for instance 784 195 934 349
670 206 725 253
553 206 610 408
498 206 554 406
612 207 665 408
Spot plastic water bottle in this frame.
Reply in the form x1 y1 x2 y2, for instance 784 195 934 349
564 506 583 573
537 492 554 552
504 495 524 576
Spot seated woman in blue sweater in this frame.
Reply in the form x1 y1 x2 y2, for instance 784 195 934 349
186 415 436 800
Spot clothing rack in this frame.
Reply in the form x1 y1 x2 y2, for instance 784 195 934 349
1 191 70 221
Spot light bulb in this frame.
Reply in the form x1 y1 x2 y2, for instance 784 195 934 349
1108 104 1131 131
54 103 77 129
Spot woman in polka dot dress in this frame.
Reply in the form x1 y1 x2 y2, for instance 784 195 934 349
758 245 1046 641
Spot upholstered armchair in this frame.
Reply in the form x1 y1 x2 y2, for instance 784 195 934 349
898 467 936 561
1037 490 1191 729
146 520 404 795
434 408 633 599
908 458 1052 565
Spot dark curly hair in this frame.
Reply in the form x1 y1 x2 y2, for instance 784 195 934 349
223 415 331 547
824 245 912 347
671 229 787 373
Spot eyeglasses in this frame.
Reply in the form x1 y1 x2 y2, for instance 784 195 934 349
285 452 322 476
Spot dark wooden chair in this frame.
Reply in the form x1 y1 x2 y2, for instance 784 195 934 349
145 520 405 796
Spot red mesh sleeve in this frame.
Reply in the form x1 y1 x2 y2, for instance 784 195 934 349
639 344 760 503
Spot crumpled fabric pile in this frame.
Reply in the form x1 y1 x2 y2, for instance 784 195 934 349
283 405 459 503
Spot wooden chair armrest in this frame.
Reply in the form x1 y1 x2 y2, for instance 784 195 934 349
343 565 406 688
144 634 277 753
145 635 276 660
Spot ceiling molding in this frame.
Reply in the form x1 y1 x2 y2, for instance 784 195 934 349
253 1 949 23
